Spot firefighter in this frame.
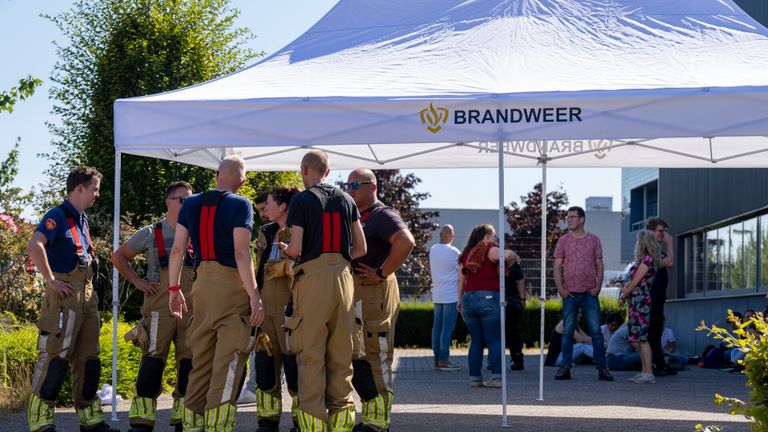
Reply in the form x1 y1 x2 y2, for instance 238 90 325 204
112 181 194 432
167 156 265 431
253 187 301 431
345 168 414 432
26 166 118 432
282 149 367 432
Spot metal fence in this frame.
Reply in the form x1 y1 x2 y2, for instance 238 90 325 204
397 255 627 299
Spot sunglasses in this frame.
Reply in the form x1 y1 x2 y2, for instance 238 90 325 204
168 196 187 204
342 180 373 191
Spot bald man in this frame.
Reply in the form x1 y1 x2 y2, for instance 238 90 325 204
283 150 367 432
345 168 415 432
167 155 265 431
429 225 462 371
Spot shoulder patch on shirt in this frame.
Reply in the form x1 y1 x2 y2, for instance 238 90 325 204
45 218 57 231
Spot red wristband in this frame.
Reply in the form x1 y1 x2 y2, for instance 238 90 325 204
168 285 181 292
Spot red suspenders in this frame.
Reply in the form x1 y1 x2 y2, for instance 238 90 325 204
59 205 93 262
155 222 195 268
322 211 341 253
154 222 169 268
310 186 343 254
198 191 229 262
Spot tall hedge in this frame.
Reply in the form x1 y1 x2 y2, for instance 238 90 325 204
395 297 625 348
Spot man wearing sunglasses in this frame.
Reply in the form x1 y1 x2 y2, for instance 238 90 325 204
345 168 415 432
112 181 195 432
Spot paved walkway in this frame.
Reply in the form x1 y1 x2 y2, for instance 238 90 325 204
1 348 750 431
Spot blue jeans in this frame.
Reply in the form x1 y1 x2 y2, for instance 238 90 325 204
432 302 459 362
245 351 256 392
462 291 501 380
606 353 641 371
561 293 606 368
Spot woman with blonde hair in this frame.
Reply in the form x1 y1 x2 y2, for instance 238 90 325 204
458 224 518 387
619 230 662 383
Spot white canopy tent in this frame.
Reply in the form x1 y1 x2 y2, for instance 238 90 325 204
112 0 768 426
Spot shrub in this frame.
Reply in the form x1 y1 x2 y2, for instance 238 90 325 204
0 215 44 321
697 311 768 431
395 297 625 348
0 318 179 408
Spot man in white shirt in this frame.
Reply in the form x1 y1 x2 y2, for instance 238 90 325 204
429 225 462 371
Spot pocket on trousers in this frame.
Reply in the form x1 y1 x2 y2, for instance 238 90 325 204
364 316 392 355
283 315 303 354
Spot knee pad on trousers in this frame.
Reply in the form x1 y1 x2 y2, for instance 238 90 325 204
255 350 276 390
352 359 379 401
83 358 101 400
136 356 165 397
178 358 193 395
281 354 298 394
39 357 68 401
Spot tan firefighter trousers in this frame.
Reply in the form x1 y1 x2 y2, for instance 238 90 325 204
284 253 356 423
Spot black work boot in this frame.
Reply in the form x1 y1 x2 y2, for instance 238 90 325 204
256 418 280 432
510 353 524 371
127 424 153 432
598 367 614 381
554 366 571 380
80 422 120 432
289 419 301 432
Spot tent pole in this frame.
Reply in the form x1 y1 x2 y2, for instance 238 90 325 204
111 151 122 420
498 141 509 428
538 157 547 401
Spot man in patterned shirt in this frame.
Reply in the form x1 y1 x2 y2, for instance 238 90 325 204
553 206 614 382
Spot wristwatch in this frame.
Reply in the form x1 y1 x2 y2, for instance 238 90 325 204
376 267 386 280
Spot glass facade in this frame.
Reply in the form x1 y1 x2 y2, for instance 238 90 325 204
683 213 765 295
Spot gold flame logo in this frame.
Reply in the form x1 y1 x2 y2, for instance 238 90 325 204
420 103 449 134
589 139 612 160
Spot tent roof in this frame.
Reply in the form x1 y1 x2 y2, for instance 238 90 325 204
114 0 768 170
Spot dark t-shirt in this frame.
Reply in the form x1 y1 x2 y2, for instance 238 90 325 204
35 200 94 273
351 202 408 270
286 184 359 264
651 251 668 299
504 262 525 303
177 191 254 269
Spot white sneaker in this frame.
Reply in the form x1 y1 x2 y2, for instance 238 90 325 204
629 373 656 384
482 378 502 388
236 388 257 404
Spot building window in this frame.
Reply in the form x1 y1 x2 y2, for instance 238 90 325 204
629 181 658 231
683 213 765 296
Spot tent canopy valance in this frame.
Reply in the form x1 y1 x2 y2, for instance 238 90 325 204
115 0 768 170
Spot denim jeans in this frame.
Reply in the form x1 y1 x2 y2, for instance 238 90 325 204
561 293 606 368
606 353 641 371
462 291 501 380
245 351 256 392
432 302 459 361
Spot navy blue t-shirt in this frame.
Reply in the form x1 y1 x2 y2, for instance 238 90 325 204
35 200 94 273
178 191 254 269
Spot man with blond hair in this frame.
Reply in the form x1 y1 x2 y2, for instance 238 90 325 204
167 155 265 431
283 149 367 432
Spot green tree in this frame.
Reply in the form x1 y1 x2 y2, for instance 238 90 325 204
0 141 34 217
45 0 260 229
371 170 439 295
0 75 42 114
505 182 569 259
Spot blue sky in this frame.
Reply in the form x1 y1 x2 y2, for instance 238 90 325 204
0 0 622 217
